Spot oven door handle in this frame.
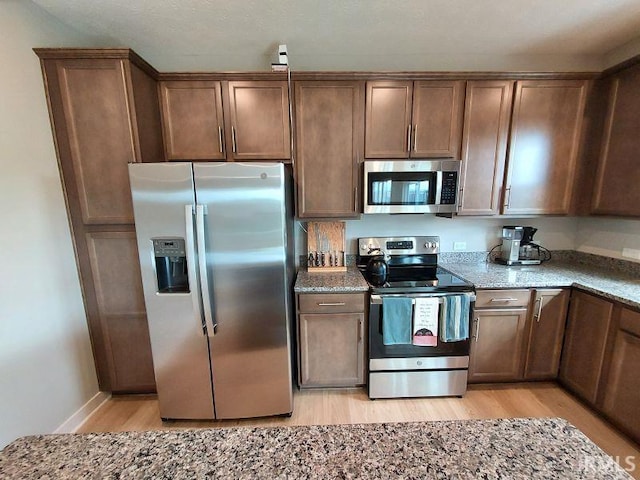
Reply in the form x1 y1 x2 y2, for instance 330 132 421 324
370 293 476 305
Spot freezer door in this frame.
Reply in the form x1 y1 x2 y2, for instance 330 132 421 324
193 162 293 419
128 163 215 420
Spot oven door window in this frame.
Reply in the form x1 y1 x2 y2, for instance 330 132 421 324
368 172 437 206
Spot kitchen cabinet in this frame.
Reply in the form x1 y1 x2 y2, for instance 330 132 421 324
294 81 364 218
523 289 569 380
559 290 614 405
601 307 640 443
457 81 513 215
365 80 465 159
297 293 366 387
591 63 640 216
503 80 587 215
159 80 290 161
35 49 162 392
468 289 530 383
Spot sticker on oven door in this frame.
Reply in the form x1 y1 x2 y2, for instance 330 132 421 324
412 297 439 346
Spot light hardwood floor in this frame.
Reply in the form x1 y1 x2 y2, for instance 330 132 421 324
79 383 640 478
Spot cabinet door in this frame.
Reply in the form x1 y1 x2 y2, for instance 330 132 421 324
468 308 528 382
365 81 413 158
226 81 290 160
559 290 614 405
56 59 138 224
504 80 587 215
592 64 640 216
458 81 513 215
86 231 155 392
524 289 569 380
294 81 364 218
602 308 640 443
298 313 365 387
411 80 465 158
159 81 226 160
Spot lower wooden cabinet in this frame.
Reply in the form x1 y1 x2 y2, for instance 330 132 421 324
523 289 569 380
296 293 366 387
559 290 614 405
468 307 528 382
601 308 640 443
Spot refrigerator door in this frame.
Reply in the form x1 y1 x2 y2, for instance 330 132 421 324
129 163 215 419
193 162 293 419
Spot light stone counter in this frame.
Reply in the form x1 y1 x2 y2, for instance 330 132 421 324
294 266 369 293
0 418 631 479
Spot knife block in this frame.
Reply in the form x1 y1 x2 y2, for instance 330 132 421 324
307 222 347 273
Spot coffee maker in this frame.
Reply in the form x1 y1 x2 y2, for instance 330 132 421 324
495 226 542 265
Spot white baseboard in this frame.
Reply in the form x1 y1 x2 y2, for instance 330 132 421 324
54 391 111 433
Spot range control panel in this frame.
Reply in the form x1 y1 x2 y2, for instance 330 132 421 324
358 236 440 256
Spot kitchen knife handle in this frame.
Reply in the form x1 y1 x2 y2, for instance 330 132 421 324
185 205 205 335
218 126 223 153
196 204 217 337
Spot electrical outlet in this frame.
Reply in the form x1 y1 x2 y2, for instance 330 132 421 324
622 248 640 260
453 241 466 252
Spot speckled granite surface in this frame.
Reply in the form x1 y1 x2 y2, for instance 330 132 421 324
442 260 640 309
0 418 631 479
294 266 369 293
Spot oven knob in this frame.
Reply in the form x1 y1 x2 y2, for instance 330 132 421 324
360 244 368 251
425 242 433 249
416 360 423 366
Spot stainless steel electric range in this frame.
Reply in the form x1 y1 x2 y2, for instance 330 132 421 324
357 236 475 399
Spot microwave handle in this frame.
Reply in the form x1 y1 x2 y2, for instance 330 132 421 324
434 170 443 205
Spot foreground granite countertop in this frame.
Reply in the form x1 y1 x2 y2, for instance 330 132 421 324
294 266 369 293
442 259 640 309
0 418 631 479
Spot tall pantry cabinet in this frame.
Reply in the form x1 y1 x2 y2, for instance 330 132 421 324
35 49 162 392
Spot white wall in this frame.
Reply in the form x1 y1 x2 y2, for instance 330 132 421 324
575 217 640 262
0 1 105 448
604 34 640 68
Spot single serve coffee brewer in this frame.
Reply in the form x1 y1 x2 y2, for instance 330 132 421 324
495 226 542 265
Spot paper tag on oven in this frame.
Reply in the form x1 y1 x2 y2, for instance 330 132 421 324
412 297 439 346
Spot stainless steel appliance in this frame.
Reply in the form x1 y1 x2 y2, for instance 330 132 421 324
363 160 460 214
129 162 294 420
496 226 546 265
357 236 475 399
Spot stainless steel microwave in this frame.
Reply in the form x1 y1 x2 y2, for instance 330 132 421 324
363 160 461 214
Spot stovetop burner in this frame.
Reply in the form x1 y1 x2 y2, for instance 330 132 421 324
356 236 474 294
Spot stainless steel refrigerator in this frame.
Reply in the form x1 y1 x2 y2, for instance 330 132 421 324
128 162 294 420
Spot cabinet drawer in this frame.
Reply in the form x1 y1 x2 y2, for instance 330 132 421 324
298 293 365 313
475 289 530 308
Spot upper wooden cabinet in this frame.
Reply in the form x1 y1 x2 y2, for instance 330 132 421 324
159 80 290 161
365 80 465 159
458 81 513 215
591 64 640 216
503 80 587 215
294 81 364 218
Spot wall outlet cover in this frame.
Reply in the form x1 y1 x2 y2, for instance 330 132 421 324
453 241 467 252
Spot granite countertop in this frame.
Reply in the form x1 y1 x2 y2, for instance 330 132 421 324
0 418 631 479
294 266 369 293
442 259 640 310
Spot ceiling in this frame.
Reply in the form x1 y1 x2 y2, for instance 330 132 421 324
32 0 640 72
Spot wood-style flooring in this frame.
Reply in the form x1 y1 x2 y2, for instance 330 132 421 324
79 383 640 478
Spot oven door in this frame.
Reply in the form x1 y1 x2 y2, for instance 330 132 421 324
368 292 475 398
363 160 460 214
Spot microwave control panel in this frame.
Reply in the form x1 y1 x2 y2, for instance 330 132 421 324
440 172 458 204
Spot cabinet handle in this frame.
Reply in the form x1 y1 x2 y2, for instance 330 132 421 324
413 125 418 152
473 317 480 341
218 126 223 153
533 297 544 323
317 302 346 306
504 186 512 209
354 187 358 210
406 124 412 152
490 297 519 302
358 319 363 342
231 126 237 153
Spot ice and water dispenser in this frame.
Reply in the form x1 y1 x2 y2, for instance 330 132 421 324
153 238 189 293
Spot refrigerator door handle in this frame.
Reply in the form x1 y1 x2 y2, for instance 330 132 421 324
196 204 217 336
184 204 205 334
